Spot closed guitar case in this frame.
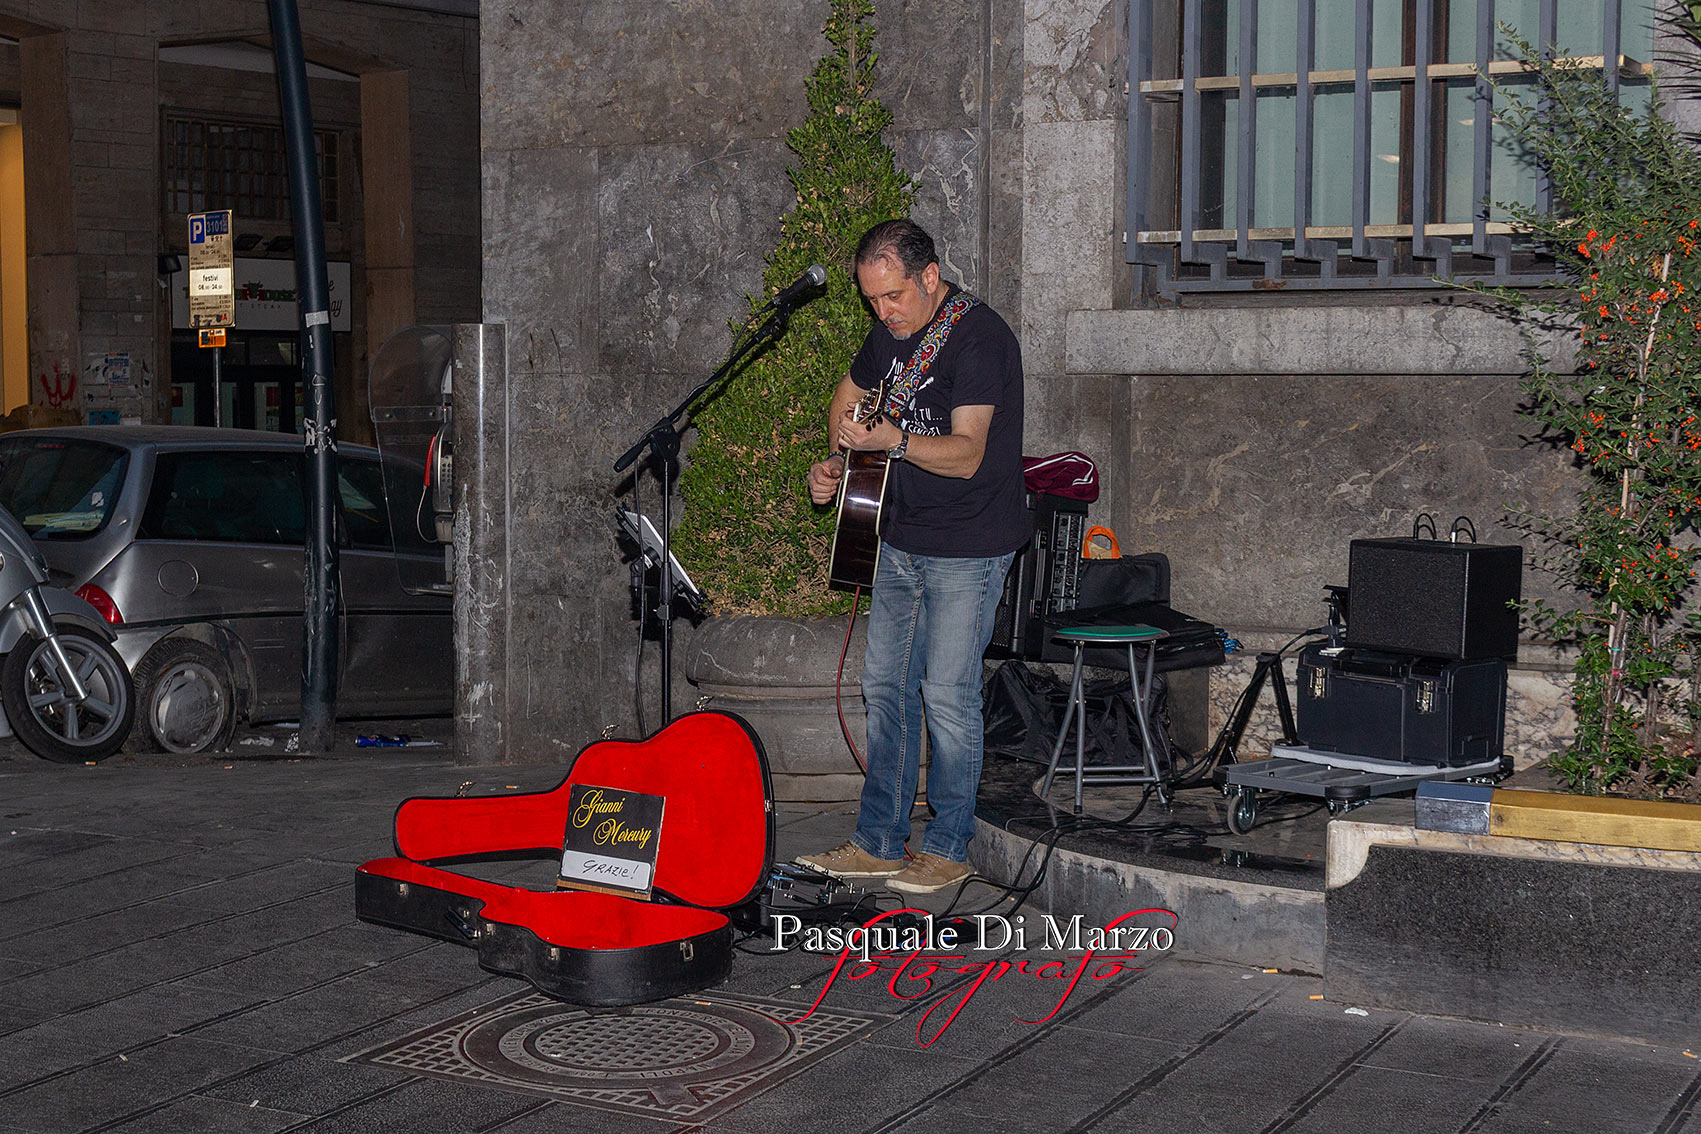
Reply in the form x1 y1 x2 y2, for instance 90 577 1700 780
355 711 774 1006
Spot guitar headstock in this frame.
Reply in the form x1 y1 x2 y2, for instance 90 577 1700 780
854 367 898 426
851 386 885 426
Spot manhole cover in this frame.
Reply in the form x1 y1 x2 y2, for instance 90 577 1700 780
347 990 890 1121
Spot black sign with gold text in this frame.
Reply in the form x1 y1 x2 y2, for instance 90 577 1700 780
557 784 666 898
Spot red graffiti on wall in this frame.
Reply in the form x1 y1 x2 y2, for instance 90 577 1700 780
39 363 76 409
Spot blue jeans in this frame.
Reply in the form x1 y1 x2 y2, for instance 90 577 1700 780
853 545 1015 863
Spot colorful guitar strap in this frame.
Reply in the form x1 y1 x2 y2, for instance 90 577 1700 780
882 291 980 420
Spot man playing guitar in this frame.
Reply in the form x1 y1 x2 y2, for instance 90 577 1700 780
799 219 1026 894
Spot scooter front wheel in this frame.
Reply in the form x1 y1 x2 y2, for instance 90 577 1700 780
2 627 136 763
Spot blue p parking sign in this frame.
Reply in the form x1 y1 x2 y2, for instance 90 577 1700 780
187 210 234 329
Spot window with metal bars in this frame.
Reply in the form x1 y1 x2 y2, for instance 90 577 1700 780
163 114 340 224
1127 0 1654 296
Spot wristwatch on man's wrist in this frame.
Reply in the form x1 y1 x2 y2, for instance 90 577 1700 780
888 429 910 461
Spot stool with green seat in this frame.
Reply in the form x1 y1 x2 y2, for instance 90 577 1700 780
1041 623 1171 814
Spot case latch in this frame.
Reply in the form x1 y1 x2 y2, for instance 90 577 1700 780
680 940 695 962
1414 678 1438 714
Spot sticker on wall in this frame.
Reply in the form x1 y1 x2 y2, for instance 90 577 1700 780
87 410 120 426
83 352 133 387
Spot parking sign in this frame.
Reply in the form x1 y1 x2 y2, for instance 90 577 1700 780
187 210 235 331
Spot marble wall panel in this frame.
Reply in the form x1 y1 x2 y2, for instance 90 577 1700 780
991 0 1025 131
1020 117 1118 375
1123 371 1579 630
895 127 986 295
482 144 600 375
1023 0 1122 124
1505 669 1574 771
502 588 636 761
871 0 984 131
480 0 824 151
502 369 674 601
593 139 793 378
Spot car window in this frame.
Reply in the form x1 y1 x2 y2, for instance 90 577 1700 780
339 458 393 551
0 437 129 539
140 450 306 544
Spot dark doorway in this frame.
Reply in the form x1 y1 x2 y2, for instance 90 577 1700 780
169 330 302 432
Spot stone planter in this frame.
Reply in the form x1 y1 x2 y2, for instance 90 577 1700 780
684 614 924 802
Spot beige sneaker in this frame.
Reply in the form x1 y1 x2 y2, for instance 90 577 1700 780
794 841 906 878
886 852 971 894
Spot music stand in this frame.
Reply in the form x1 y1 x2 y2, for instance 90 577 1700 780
617 505 705 610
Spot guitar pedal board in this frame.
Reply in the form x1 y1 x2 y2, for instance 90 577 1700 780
731 863 882 934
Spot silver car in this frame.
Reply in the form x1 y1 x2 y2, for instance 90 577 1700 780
0 426 453 753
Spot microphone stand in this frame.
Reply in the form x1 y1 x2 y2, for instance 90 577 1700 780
613 300 799 729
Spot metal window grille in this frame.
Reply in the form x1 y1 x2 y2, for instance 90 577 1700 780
163 114 339 224
1127 0 1651 296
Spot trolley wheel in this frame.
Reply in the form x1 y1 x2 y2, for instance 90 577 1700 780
1227 786 1259 835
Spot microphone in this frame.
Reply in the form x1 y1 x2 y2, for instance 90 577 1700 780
766 264 827 310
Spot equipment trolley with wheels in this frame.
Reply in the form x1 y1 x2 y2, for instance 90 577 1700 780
1214 745 1510 834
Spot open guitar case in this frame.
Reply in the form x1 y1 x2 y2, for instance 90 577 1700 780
355 711 775 1006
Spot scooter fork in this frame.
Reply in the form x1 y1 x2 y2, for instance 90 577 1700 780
19 587 88 703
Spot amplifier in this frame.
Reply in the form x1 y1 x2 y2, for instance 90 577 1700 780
1346 538 1522 661
1295 643 1506 768
987 492 1088 659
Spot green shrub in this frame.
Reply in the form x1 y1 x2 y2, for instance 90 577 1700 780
672 0 916 616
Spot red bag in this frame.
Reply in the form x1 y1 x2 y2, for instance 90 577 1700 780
1023 451 1099 502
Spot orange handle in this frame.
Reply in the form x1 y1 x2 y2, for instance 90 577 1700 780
1083 525 1120 559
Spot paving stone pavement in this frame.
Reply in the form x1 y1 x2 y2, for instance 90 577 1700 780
2 725 1699 1134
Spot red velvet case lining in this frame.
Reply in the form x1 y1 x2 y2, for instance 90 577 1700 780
391 711 771 909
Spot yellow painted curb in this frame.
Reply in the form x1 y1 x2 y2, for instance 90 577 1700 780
1489 789 1701 853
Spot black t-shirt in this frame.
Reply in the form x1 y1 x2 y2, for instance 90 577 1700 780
849 285 1027 558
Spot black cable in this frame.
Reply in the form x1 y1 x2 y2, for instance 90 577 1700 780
834 591 869 773
1170 625 1327 791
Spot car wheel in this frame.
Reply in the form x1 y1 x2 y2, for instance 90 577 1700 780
1 626 136 763
134 639 237 754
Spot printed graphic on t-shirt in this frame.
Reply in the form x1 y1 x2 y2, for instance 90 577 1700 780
879 358 944 436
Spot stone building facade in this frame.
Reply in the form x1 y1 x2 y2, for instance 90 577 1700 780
0 0 479 439
467 0 1647 766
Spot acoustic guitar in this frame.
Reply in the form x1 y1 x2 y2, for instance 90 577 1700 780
827 380 895 592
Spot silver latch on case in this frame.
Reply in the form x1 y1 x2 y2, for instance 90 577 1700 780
1307 665 1327 699
1415 679 1437 714
680 940 695 962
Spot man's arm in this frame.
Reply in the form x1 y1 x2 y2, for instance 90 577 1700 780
836 404 993 480
807 373 865 505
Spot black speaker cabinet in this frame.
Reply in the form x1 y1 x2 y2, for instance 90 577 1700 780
987 492 1088 659
1296 644 1506 767
1345 538 1522 661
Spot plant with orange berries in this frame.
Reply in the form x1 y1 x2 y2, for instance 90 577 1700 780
1488 43 1701 798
